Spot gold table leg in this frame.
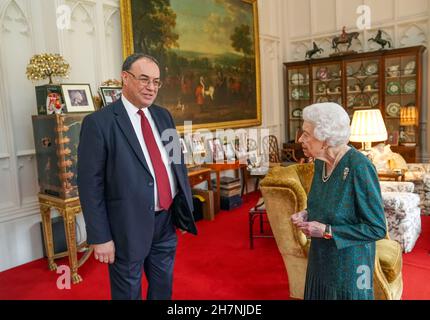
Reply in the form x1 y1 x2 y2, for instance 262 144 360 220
40 205 57 271
63 208 82 284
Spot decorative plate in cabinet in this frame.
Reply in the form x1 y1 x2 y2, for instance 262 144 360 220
404 61 416 75
403 79 416 94
316 67 329 80
291 73 305 85
291 88 303 100
386 102 401 117
387 81 401 95
365 63 378 75
291 108 303 118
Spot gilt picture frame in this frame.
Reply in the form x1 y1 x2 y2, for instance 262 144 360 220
120 0 261 132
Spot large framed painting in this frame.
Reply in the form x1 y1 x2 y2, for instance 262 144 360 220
120 0 261 132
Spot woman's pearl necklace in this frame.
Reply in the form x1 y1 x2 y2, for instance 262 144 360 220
322 146 350 183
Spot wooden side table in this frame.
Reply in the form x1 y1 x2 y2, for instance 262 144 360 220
38 194 93 284
204 161 248 205
187 166 212 189
378 171 405 181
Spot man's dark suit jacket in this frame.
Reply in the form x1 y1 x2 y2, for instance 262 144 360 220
77 100 196 262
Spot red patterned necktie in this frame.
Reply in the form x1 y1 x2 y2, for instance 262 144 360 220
137 109 173 210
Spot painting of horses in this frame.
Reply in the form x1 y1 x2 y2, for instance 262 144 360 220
120 0 261 131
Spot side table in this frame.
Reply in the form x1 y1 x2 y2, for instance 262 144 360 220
187 166 212 189
38 193 93 284
204 160 248 206
378 171 405 181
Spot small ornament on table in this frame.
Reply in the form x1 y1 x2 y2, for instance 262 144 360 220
26 53 70 115
26 53 70 85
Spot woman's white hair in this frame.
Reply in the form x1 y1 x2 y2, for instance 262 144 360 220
302 103 351 147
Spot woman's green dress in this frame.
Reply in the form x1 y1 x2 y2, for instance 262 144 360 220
304 147 387 300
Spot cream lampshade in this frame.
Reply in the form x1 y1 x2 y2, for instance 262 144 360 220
350 109 388 151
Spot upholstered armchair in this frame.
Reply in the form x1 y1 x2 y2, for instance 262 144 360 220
380 181 421 253
260 164 403 300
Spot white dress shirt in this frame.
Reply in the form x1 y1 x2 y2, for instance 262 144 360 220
122 96 178 211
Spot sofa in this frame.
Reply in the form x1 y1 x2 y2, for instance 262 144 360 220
260 163 403 300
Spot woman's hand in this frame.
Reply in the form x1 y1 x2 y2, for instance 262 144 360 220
296 221 326 238
291 210 308 225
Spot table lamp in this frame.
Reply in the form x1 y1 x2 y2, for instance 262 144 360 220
350 109 388 151
400 105 418 126
400 105 418 145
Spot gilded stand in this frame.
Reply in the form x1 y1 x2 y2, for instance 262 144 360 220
38 194 93 284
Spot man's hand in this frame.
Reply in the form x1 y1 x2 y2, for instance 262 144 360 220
296 221 326 238
92 240 115 264
291 210 308 225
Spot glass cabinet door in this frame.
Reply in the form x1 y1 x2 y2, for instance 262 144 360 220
312 62 342 105
287 66 310 141
345 58 381 118
384 54 418 147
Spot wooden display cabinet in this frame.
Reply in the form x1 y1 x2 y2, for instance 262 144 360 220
284 45 426 162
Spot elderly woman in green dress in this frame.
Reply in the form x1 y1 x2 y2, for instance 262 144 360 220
291 102 387 300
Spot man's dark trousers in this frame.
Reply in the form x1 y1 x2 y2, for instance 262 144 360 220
108 209 177 300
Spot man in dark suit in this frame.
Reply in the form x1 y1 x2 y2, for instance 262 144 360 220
77 53 197 300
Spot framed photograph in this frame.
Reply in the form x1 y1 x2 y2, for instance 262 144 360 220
234 136 248 160
207 139 215 162
99 86 122 107
191 133 206 155
234 138 248 159
61 84 95 113
211 138 225 162
223 142 236 161
247 150 259 168
387 130 399 146
120 0 261 132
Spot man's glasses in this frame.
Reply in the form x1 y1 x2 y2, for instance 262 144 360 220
125 71 163 89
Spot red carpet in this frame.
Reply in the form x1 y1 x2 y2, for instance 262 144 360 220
401 214 430 300
0 192 429 300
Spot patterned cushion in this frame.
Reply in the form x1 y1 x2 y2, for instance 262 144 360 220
376 239 402 283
